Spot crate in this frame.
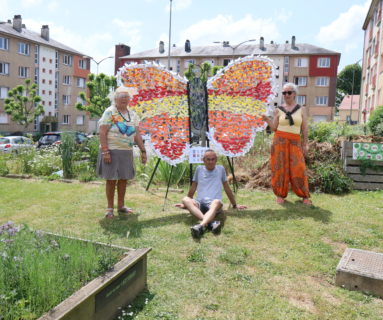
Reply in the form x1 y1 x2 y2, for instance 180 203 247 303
336 248 383 298
341 141 383 190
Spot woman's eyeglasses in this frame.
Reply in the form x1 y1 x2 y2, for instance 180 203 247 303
282 91 294 95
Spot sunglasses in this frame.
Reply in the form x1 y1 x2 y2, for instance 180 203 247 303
282 91 294 95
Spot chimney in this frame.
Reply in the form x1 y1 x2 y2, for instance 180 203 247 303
22 24 26 28
285 40 289 44
41 25 49 41
270 40 274 44
259 37 265 50
13 15 22 32
291 35 296 49
114 43 130 74
159 41 165 54
7 20 11 24
185 39 191 52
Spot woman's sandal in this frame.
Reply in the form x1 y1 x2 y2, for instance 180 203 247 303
117 207 134 216
302 198 313 206
105 208 115 219
276 197 285 204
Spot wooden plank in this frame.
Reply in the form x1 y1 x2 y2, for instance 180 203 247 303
353 182 383 190
347 174 383 183
344 159 383 166
346 166 383 175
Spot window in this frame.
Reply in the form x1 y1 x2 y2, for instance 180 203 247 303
284 56 289 73
78 59 86 69
0 87 9 99
18 66 29 78
18 42 30 55
42 90 46 94
76 115 85 125
34 67 39 84
77 77 86 88
296 95 306 105
317 57 330 68
76 96 85 104
316 77 329 86
0 62 9 75
0 113 8 124
55 51 59 68
184 59 195 68
223 59 231 67
34 45 39 64
295 58 308 67
315 96 328 105
63 95 70 105
63 115 70 124
283 76 288 83
63 75 71 85
294 76 307 86
176 60 181 73
0 37 9 50
63 55 73 66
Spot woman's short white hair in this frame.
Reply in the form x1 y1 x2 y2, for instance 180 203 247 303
111 86 138 103
283 82 299 95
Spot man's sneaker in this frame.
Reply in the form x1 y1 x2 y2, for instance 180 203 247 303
207 221 221 234
190 224 205 238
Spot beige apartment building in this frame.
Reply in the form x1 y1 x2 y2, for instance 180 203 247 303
0 15 91 135
116 36 340 122
361 0 383 124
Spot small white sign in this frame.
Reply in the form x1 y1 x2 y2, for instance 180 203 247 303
189 146 208 163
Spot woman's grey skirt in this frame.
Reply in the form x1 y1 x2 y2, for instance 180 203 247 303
97 149 135 180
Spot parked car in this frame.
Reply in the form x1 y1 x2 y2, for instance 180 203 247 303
37 132 88 148
0 136 34 153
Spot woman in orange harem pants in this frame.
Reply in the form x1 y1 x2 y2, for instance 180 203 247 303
262 82 311 205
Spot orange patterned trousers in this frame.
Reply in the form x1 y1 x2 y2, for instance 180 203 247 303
270 131 310 199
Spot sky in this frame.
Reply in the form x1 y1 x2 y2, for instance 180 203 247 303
1 0 371 75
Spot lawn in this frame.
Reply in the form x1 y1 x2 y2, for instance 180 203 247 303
1 177 383 319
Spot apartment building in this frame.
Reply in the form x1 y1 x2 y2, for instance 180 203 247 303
361 0 383 123
0 15 90 135
115 36 340 122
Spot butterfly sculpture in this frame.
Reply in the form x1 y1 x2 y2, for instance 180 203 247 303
116 55 278 165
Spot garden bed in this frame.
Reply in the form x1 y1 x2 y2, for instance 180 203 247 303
0 223 150 320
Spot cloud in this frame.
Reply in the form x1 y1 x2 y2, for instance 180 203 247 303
274 8 292 23
0 0 11 18
166 0 192 11
112 19 143 50
177 14 280 46
21 0 43 7
47 0 59 12
316 1 370 51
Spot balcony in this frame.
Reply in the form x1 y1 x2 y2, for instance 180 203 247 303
372 75 377 88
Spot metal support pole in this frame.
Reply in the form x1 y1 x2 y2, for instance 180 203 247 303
163 165 174 210
226 156 238 193
146 157 161 191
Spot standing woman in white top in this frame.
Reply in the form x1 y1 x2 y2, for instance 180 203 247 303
262 83 312 205
97 86 147 218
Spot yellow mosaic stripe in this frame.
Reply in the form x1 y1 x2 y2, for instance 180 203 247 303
208 94 266 116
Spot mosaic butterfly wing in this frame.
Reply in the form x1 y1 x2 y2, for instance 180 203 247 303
117 63 189 165
207 56 278 157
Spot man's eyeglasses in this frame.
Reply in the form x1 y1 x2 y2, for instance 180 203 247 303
282 91 294 95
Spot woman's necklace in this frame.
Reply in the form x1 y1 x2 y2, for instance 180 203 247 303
117 109 131 122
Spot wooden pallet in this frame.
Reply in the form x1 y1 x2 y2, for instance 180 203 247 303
341 141 383 190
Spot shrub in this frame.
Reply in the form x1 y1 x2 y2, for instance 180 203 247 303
85 136 100 169
310 162 353 194
28 147 61 176
60 132 76 179
0 155 9 176
368 106 383 136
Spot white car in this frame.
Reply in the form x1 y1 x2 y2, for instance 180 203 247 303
0 136 34 153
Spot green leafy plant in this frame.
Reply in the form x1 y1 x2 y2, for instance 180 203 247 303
310 163 353 194
368 106 383 136
75 73 117 118
60 132 76 179
359 159 383 175
4 79 44 128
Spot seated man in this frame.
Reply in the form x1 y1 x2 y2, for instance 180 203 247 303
175 149 246 238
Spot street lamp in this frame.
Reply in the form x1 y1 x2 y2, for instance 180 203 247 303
167 0 173 70
349 58 362 124
83 56 114 74
213 39 256 62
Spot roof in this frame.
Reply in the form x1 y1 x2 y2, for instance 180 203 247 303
120 42 341 60
363 0 379 30
0 21 85 56
339 95 360 110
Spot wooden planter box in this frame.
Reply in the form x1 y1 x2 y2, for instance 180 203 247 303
37 235 151 320
341 141 383 190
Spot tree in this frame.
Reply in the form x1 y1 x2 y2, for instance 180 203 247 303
368 105 383 136
4 79 44 128
75 73 117 118
336 63 362 108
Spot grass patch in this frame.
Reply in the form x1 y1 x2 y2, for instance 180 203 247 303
1 178 383 319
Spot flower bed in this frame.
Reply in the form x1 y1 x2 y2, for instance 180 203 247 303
0 222 150 320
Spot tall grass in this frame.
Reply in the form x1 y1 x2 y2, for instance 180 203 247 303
0 222 123 320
